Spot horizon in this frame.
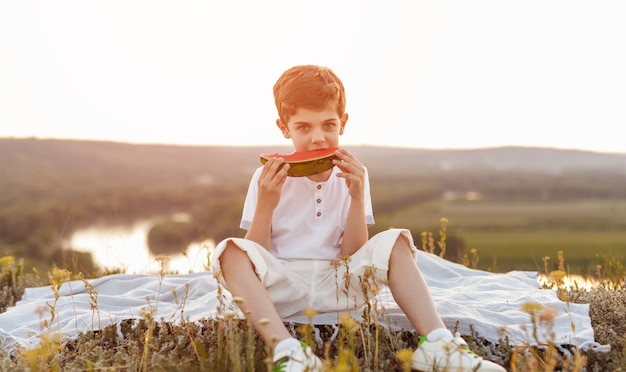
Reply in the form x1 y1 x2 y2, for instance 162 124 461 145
2 1 625 155
3 135 625 156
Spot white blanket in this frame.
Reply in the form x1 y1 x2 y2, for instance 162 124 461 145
0 251 605 353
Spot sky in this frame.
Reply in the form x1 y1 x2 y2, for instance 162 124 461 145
1 1 625 154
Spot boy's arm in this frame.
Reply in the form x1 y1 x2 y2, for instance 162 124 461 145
244 158 290 250
341 196 369 256
244 204 273 250
333 148 369 256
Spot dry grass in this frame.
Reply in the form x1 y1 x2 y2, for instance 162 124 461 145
1 230 624 371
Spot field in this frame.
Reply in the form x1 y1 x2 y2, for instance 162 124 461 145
373 198 626 273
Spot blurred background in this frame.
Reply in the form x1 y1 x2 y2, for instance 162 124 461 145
1 1 625 276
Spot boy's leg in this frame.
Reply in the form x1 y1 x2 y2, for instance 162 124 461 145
219 240 291 346
218 240 324 371
387 234 446 335
387 233 506 371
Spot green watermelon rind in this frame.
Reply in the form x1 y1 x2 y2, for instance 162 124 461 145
259 148 338 177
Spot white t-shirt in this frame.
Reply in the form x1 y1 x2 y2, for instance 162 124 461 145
240 166 375 261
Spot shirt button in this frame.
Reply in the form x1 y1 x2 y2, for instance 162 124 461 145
316 212 321 217
316 184 322 190
316 198 321 203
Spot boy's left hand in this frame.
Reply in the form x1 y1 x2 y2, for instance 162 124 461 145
333 148 365 201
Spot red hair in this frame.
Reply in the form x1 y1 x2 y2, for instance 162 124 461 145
273 65 346 123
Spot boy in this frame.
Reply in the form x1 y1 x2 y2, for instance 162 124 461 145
211 65 506 372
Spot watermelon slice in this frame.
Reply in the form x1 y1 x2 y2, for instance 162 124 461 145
260 147 338 177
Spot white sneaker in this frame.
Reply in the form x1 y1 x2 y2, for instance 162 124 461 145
273 340 323 372
411 332 506 372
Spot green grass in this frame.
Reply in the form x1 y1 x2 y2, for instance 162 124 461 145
459 229 626 272
374 198 626 272
380 199 626 230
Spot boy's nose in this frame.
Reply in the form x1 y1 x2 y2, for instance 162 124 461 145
311 130 325 143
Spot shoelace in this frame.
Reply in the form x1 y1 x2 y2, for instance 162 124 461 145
418 332 482 366
451 332 481 360
450 332 483 370
273 357 289 372
273 341 314 372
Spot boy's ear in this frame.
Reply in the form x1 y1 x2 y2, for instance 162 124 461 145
339 113 348 135
276 119 291 139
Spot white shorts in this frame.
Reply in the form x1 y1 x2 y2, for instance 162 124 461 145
210 228 417 318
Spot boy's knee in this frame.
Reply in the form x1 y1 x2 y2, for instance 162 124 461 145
220 240 259 271
390 233 418 264
219 240 244 264
392 234 411 252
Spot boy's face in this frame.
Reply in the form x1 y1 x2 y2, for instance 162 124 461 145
276 106 348 152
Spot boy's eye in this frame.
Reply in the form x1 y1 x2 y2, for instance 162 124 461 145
324 123 336 129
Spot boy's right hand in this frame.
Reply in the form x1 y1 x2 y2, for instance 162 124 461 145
257 157 290 210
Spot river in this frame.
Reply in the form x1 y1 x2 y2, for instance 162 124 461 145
69 214 214 274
